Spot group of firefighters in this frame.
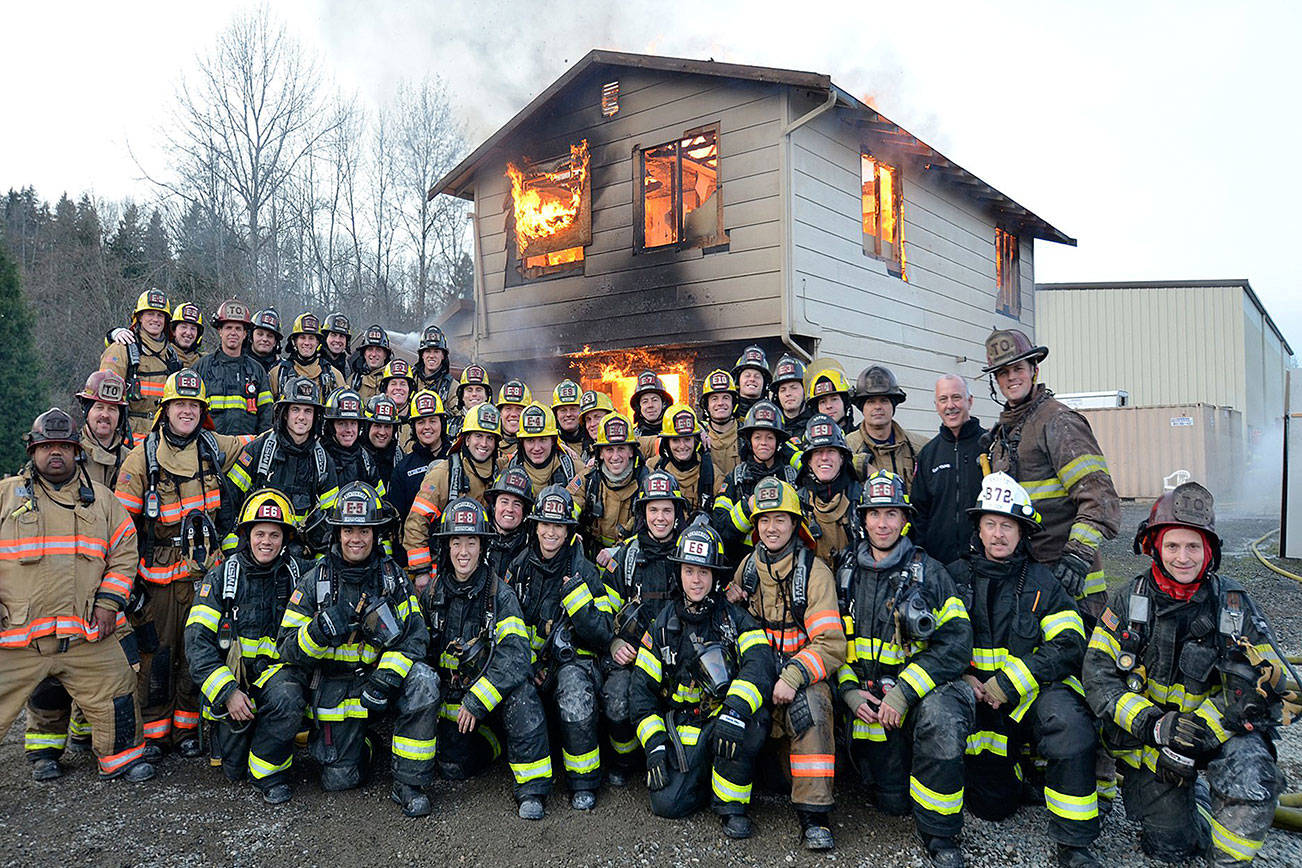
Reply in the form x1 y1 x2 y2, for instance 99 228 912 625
0 287 1297 867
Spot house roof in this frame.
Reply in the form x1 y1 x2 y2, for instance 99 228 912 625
1038 279 1294 355
430 49 1076 246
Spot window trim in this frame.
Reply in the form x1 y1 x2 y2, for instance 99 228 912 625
634 122 727 254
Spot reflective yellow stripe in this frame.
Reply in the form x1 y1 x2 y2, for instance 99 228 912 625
563 747 600 774
726 679 763 713
1022 477 1067 501
25 732 66 751
934 596 968 626
1044 786 1098 821
378 651 414 678
248 749 292 778
676 724 702 746
392 735 438 761
851 717 886 741
185 604 221 631
1193 700 1230 744
636 714 667 747
238 635 279 658
1088 628 1120 659
1200 805 1264 861
1114 691 1155 733
1040 609 1085 641
671 683 702 704
201 666 237 703
737 629 768 654
899 662 935 699
313 697 368 720
712 767 752 803
1001 655 1036 700
227 464 253 492
281 610 310 628
1081 570 1107 597
634 645 662 681
910 775 963 815
1147 679 1212 713
1058 454 1108 490
562 583 594 615
965 730 1008 756
850 636 906 665
511 756 552 783
1068 522 1103 550
469 677 502 712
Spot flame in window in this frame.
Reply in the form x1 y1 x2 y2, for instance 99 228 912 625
506 140 590 260
569 345 696 410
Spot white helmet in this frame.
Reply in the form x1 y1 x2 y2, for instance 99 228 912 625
968 472 1041 528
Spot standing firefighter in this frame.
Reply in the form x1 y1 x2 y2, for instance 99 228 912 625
195 299 273 437
185 489 308 804
553 379 586 455
771 354 811 439
1083 482 1294 865
422 498 554 820
2 409 153 783
699 369 740 485
100 288 180 438
248 308 283 374
846 365 926 490
652 403 715 515
629 523 776 840
277 482 439 816
580 412 648 555
837 470 973 868
712 400 800 563
796 414 862 569
413 325 455 407
115 370 245 758
731 345 771 421
271 313 344 400
168 301 205 368
631 370 673 452
389 390 450 521
76 369 133 487
348 325 393 402
728 477 846 850
948 473 1101 868
981 329 1120 619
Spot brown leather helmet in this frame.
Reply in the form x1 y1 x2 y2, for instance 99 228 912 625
852 365 906 408
982 328 1049 374
24 408 81 453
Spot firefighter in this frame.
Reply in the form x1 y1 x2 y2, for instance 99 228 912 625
115 370 246 758
379 360 417 452
595 470 691 783
552 379 586 454
1083 482 1293 865
947 472 1101 868
806 366 855 436
184 488 308 803
577 389 614 464
100 288 180 438
629 523 776 840
320 312 351 373
248 307 283 374
485 467 534 580
77 369 133 487
580 413 648 555
910 375 987 566
321 388 385 495
980 329 1120 621
4 408 153 784
277 482 439 816
413 325 455 407
447 363 491 442
504 485 615 810
651 403 715 516
389 390 449 520
348 324 393 402
364 394 402 484
630 370 673 451
403 403 502 585
726 477 846 850
731 345 771 420
847 365 926 490
712 401 800 564
837 470 973 868
699 369 740 486
505 402 584 500
797 414 862 569
196 299 273 436
226 377 341 550
271 313 344 400
421 497 553 820
496 379 533 465
167 302 205 368
771 355 811 439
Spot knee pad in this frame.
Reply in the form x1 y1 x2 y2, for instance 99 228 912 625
147 647 172 706
397 662 441 713
601 670 630 722
911 693 968 761
504 687 547 735
1209 736 1282 803
112 694 136 754
29 677 72 714
554 665 596 724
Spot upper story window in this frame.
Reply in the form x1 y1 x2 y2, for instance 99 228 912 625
636 124 726 251
996 228 1021 318
861 152 903 275
506 140 591 280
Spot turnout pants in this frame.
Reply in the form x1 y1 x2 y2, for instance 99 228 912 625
847 681 975 839
308 662 439 791
207 666 307 791
965 682 1100 848
651 708 769 819
765 681 836 814
544 659 602 792
600 664 641 770
26 680 95 759
0 636 145 777
135 579 200 747
1115 731 1282 865
439 682 553 801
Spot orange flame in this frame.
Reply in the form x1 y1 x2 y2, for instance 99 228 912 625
506 140 590 259
568 346 696 413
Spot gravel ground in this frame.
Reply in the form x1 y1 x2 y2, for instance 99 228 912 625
3 502 1301 867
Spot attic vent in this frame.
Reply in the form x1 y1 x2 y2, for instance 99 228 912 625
601 81 619 117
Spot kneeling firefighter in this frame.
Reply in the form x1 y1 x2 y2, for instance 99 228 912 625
422 497 554 820
185 489 309 804
1083 482 1295 865
629 522 776 840
276 482 439 816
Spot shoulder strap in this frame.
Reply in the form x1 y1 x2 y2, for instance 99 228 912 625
792 548 812 625
314 558 335 609
740 556 760 596
198 429 226 469
558 451 575 480
448 453 466 497
624 539 641 596
257 433 279 480
313 442 328 485
221 558 241 606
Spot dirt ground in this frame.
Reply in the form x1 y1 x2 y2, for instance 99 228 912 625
4 501 1302 867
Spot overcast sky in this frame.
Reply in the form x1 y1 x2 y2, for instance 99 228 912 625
6 0 1299 353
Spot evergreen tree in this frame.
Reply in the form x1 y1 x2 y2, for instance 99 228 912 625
0 247 48 476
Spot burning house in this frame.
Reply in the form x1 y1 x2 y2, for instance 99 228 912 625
431 50 1074 429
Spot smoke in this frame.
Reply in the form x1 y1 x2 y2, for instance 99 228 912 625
1232 424 1285 517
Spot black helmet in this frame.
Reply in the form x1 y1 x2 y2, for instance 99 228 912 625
486 466 535 512
668 523 729 571
274 376 322 434
852 365 906 408
634 469 688 510
326 481 393 527
529 484 578 527
323 312 352 339
436 497 493 537
251 307 283 339
738 400 785 439
419 325 448 351
857 470 914 516
731 344 772 388
24 408 81 453
770 354 806 394
323 388 366 421
801 414 852 467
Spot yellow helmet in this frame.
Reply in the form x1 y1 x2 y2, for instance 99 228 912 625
153 369 210 428
551 379 583 409
579 390 615 421
806 367 852 403
594 412 635 448
132 288 170 321
458 402 502 439
289 312 322 339
169 301 205 350
517 402 558 439
749 477 815 547
459 363 491 390
409 390 445 420
497 379 533 408
236 488 297 536
379 359 416 389
659 403 701 439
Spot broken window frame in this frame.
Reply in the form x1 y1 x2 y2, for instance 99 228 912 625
860 151 904 277
634 122 728 254
505 144 590 284
995 227 1021 318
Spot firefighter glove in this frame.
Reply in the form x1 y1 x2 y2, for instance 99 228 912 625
713 709 747 760
1151 710 1216 754
646 744 670 791
359 669 402 713
315 601 358 646
1052 552 1093 598
1154 745 1198 786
